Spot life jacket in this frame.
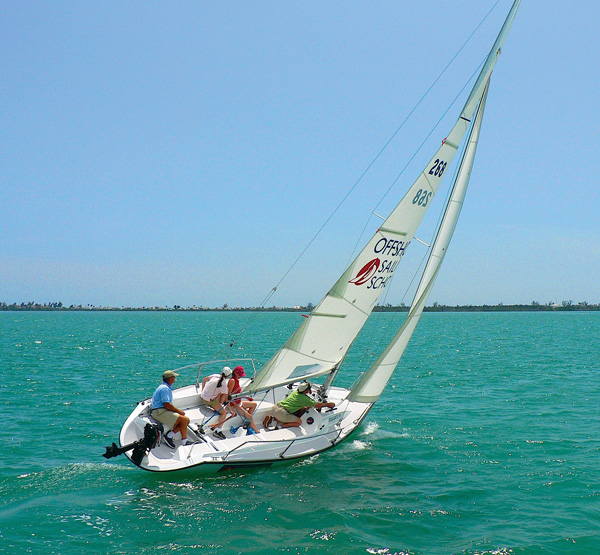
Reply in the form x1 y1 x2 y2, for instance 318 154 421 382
230 377 242 405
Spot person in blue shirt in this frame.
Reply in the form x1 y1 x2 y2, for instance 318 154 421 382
151 370 190 448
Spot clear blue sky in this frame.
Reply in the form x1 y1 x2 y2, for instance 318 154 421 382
2 1 598 308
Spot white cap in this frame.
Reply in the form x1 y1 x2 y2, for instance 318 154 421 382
222 366 232 377
298 382 310 393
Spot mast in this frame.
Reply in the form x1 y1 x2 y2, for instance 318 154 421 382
348 79 491 404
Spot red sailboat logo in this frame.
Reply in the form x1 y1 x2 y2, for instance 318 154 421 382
349 258 380 286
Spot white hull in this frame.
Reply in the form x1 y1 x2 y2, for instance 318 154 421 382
119 382 372 473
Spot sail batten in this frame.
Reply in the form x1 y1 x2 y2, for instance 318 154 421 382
311 313 348 319
378 228 408 237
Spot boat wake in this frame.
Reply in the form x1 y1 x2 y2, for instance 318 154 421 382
362 421 381 435
351 439 372 451
361 421 409 440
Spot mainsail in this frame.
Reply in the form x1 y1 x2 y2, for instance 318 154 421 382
246 0 521 395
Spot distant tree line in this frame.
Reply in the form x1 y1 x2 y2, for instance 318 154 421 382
376 300 599 312
1 301 66 310
1 300 598 312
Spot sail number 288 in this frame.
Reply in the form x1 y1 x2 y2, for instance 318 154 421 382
429 159 447 177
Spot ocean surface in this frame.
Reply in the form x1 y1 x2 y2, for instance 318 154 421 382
1 310 598 554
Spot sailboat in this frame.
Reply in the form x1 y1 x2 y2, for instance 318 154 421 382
104 1 521 473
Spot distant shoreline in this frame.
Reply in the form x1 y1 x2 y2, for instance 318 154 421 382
2 302 598 312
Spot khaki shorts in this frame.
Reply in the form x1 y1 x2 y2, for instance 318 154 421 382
151 408 180 428
204 398 223 410
271 404 299 424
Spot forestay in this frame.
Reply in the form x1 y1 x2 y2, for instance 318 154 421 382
246 0 521 395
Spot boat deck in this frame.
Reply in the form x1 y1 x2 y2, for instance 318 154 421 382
118 384 366 472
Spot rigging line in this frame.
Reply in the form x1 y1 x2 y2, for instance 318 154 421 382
402 85 489 312
352 232 412 368
265 0 503 296
353 289 400 373
380 59 485 213
213 287 278 360
365 92 486 380
388 152 467 315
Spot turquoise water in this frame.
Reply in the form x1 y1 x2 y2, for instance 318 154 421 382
1 311 598 554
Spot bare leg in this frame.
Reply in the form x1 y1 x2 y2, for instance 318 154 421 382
209 404 228 428
235 406 259 433
241 400 257 415
173 415 190 439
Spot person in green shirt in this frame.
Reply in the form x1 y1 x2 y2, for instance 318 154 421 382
263 382 335 430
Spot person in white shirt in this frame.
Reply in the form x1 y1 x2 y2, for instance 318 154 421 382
200 366 232 439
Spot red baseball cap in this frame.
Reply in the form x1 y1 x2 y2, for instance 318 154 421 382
233 366 246 377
